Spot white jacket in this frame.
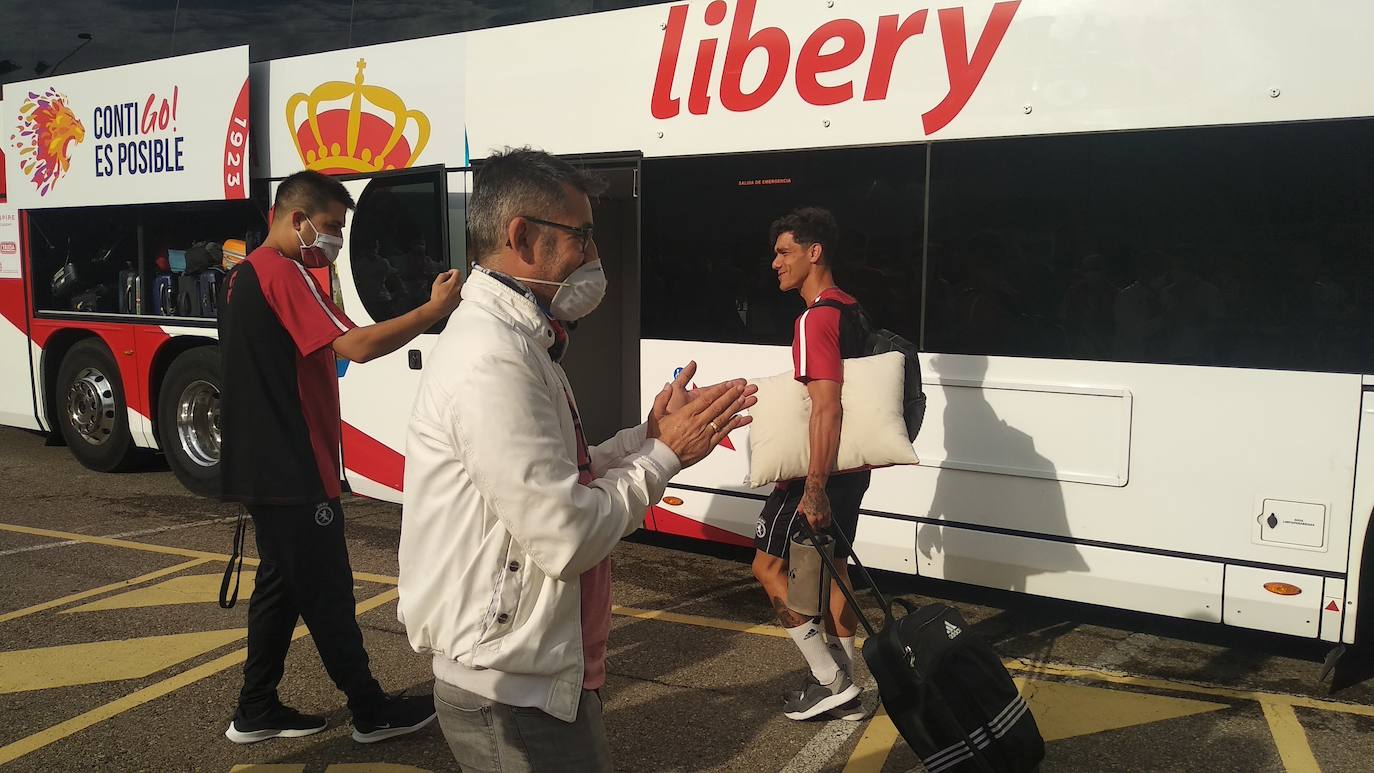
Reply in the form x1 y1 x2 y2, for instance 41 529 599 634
398 269 681 722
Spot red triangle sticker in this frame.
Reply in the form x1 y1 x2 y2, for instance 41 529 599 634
1326 600 1340 612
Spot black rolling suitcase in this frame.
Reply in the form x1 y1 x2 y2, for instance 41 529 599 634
801 521 1044 772
117 267 138 314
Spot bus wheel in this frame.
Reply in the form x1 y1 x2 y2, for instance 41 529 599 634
158 347 222 498
56 339 142 472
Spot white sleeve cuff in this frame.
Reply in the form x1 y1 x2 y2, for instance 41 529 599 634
641 438 683 479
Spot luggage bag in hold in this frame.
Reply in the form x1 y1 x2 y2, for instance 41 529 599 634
117 269 138 314
197 269 223 317
177 274 200 317
152 274 177 316
800 522 1045 773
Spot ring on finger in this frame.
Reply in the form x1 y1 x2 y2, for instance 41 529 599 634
708 420 720 432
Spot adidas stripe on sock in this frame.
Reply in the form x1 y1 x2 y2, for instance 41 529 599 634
787 618 840 684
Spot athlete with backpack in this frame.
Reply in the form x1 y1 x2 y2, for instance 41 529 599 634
751 207 879 721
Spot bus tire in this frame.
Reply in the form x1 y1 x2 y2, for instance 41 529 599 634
55 338 142 472
157 347 223 498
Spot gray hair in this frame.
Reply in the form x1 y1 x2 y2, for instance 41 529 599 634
468 147 606 262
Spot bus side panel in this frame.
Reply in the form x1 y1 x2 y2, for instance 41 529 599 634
1341 390 1374 644
0 222 37 428
0 278 38 431
642 340 1361 637
0 204 38 431
919 524 1223 623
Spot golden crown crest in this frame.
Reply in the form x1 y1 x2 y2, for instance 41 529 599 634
285 59 431 173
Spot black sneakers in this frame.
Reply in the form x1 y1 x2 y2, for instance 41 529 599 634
351 694 438 743
225 703 327 744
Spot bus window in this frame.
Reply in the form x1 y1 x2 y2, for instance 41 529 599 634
28 200 260 318
642 145 924 347
348 172 449 331
171 0 351 60
925 119 1374 374
350 1 658 45
0 1 174 88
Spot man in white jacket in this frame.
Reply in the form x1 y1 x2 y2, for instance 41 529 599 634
399 148 756 772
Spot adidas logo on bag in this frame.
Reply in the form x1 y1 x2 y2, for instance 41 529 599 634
945 620 962 640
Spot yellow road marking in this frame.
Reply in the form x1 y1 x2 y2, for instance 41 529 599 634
0 522 254 563
0 588 399 767
326 766 434 772
615 604 1355 773
64 572 257 613
0 629 246 694
1014 677 1227 742
1261 701 1322 772
0 558 210 623
0 522 397 586
612 605 1373 719
229 766 432 773
611 605 792 640
842 708 900 773
1006 660 1374 719
0 522 1355 770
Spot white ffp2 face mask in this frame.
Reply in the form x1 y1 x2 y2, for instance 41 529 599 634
298 218 344 268
517 260 607 321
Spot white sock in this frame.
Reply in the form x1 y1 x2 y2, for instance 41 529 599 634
828 636 856 674
787 618 841 684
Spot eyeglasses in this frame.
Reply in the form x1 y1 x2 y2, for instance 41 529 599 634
524 216 594 252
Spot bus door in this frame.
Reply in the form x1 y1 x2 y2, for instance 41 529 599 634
332 166 458 501
0 202 40 431
557 162 641 445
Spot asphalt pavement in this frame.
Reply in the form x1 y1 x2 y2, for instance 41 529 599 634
3 425 1373 772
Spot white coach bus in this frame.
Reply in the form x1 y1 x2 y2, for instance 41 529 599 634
2 0 1372 649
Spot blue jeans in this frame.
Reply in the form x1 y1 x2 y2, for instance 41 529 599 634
434 679 612 772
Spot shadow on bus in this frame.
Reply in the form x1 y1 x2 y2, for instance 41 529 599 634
917 353 1088 592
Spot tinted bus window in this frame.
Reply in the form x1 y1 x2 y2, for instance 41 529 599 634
349 173 449 330
352 1 621 45
350 1 495 46
925 120 1374 373
171 0 352 60
1 1 175 88
642 146 924 347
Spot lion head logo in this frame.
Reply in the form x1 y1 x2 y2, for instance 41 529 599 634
10 87 85 196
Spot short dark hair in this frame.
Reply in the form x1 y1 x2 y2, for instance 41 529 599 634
770 207 840 268
468 147 606 262
274 170 355 216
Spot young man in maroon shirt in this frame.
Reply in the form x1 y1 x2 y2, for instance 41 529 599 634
218 171 461 744
752 207 872 721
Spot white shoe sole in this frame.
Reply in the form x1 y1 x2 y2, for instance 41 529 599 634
784 682 863 721
827 703 871 721
351 711 437 743
224 721 326 744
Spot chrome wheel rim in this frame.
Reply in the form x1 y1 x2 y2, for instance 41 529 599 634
66 367 117 446
176 380 221 467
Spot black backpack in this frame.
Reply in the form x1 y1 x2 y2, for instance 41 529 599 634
801 522 1046 773
813 299 927 441
185 241 223 274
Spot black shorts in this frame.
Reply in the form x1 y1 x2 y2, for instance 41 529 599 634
754 471 871 560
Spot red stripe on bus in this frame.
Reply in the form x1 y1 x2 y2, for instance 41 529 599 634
647 505 752 548
342 421 405 492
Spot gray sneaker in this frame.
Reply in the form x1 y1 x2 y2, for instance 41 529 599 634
782 671 863 720
826 696 872 721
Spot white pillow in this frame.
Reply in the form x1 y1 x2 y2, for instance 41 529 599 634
744 351 920 488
